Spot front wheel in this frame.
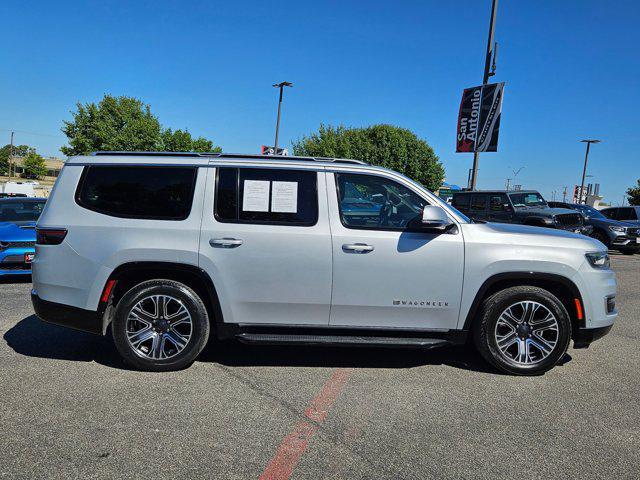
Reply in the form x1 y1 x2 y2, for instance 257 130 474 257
473 286 571 375
112 279 210 371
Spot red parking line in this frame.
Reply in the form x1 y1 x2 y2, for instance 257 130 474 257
259 368 353 480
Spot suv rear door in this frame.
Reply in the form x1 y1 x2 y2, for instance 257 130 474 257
199 164 332 326
326 170 464 330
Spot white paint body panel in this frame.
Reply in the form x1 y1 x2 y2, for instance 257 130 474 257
32 155 617 335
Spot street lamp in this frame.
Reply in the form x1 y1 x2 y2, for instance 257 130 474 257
272 81 293 153
578 139 601 204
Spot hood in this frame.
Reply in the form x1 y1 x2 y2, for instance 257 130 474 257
517 206 578 217
588 216 636 228
0 221 37 242
473 221 602 250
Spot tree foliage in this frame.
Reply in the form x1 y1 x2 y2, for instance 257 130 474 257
292 124 445 191
21 151 47 179
627 179 640 206
61 95 221 156
0 144 31 175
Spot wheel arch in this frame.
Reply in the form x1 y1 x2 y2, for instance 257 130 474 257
99 262 224 335
462 272 585 334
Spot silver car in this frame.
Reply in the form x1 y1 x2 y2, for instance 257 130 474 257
31 152 617 375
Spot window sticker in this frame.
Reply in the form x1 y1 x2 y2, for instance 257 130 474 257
271 181 298 213
242 180 270 212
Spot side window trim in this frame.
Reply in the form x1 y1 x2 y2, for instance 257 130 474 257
213 166 320 227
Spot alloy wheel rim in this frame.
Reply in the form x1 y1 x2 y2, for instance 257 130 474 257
126 295 193 360
494 301 559 365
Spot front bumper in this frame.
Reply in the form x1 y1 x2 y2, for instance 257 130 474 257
31 290 102 335
0 249 34 275
573 325 613 349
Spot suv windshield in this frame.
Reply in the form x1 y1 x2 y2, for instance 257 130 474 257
0 200 46 222
572 204 606 219
508 192 547 208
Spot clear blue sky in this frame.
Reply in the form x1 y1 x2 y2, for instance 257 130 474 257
1 0 638 203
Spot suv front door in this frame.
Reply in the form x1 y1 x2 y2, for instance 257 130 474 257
199 165 332 326
327 171 464 330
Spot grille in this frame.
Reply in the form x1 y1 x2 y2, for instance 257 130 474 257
0 262 31 271
627 227 640 237
554 213 582 228
0 241 36 251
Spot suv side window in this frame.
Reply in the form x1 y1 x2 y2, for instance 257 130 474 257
490 194 508 211
75 166 197 220
335 173 427 230
214 167 318 226
470 194 488 212
618 207 637 220
452 194 470 210
601 208 617 220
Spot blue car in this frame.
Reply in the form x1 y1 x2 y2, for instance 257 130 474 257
0 198 47 276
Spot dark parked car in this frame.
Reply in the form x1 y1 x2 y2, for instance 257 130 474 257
548 202 639 255
600 206 640 226
452 190 587 233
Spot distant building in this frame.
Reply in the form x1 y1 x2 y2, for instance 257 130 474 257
10 156 64 179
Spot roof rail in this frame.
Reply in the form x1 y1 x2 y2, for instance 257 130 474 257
91 151 367 165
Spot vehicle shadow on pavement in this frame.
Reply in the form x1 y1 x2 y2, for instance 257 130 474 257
5 316 572 374
3 315 126 369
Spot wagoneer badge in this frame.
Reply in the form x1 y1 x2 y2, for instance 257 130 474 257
393 300 449 308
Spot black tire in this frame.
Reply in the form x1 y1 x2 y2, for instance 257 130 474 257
112 279 210 372
592 229 610 248
473 286 571 376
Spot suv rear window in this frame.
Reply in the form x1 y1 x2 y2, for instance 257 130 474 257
215 167 318 226
76 166 197 220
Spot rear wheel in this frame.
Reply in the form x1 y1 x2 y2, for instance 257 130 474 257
473 286 571 375
112 279 210 371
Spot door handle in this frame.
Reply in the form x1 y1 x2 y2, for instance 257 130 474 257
210 238 243 248
342 243 374 253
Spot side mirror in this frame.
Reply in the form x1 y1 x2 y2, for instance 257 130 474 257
421 205 453 230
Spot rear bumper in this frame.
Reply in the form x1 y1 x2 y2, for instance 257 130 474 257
573 325 613 349
31 289 102 335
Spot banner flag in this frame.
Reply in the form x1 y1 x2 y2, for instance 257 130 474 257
456 82 505 153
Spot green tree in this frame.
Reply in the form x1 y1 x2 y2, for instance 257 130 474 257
627 179 640 206
292 124 445 191
61 95 221 156
0 144 30 175
21 151 47 179
161 128 221 153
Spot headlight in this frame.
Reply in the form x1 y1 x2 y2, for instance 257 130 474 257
585 251 610 269
609 225 627 233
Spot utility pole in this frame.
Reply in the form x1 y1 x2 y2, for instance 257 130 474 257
272 81 293 153
470 0 499 191
8 131 14 180
505 178 511 190
562 186 568 203
578 139 601 204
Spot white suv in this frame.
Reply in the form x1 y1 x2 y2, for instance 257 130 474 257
31 152 617 374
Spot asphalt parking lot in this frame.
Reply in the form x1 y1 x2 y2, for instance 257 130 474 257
1 255 639 480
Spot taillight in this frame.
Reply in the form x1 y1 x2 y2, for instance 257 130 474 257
36 228 68 245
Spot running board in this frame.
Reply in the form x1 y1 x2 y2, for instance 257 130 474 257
235 333 450 348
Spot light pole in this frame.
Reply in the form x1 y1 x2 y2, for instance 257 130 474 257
578 139 601 204
469 0 499 190
272 81 293 153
